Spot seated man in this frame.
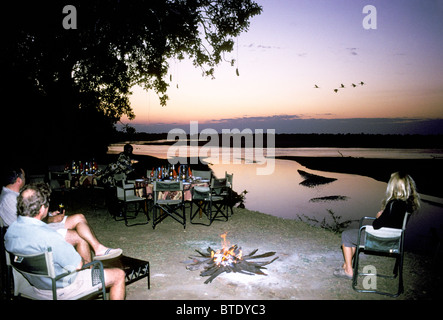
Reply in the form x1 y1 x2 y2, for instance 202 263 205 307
4 183 126 300
0 167 121 263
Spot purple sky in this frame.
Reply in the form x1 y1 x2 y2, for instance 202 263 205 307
123 0 443 134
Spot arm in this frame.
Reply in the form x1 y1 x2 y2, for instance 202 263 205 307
46 211 65 223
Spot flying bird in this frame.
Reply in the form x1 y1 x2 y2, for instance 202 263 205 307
351 83 357 87
333 89 338 93
340 83 345 88
360 81 365 86
314 84 319 88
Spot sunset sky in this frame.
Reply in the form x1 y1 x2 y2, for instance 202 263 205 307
123 0 443 134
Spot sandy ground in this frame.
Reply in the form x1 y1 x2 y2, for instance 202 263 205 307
75 193 442 301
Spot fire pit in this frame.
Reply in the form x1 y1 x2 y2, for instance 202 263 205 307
186 233 278 284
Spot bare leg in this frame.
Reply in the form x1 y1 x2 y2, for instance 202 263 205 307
65 214 108 256
65 230 92 264
341 244 355 277
104 268 126 300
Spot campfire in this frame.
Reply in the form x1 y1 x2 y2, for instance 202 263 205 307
186 233 278 284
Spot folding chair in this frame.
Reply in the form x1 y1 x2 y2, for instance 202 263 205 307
190 178 229 226
192 170 212 181
6 247 106 300
152 181 185 229
352 212 410 297
114 173 149 227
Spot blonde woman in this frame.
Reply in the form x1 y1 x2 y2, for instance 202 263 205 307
334 172 420 279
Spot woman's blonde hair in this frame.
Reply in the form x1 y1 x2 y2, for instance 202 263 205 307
382 172 420 213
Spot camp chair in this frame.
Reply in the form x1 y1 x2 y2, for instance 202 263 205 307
152 181 185 229
114 173 149 227
6 247 106 300
190 178 229 226
192 170 212 181
352 212 411 297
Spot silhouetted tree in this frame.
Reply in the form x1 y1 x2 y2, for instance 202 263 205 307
1 0 262 167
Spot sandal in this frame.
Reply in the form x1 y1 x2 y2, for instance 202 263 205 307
333 268 353 279
94 248 123 260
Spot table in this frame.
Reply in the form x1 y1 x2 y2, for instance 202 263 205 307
101 255 150 290
139 179 210 201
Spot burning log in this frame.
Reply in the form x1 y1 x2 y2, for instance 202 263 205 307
186 233 278 284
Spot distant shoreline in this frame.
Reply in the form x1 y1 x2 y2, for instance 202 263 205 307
122 132 443 149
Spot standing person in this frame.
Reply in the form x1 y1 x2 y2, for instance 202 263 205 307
4 183 126 299
334 171 420 279
0 167 122 263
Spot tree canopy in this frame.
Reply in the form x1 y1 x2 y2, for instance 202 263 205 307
1 0 262 167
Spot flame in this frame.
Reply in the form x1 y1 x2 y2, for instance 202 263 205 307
211 232 243 267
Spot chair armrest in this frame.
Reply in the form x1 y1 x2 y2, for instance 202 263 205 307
359 216 376 229
54 260 104 282
82 260 104 271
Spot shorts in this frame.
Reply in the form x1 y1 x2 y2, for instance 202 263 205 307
47 216 68 238
341 228 366 248
31 267 105 300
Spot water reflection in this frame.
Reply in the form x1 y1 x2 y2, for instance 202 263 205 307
209 159 386 223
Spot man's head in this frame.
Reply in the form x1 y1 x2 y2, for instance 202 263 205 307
123 143 133 156
17 183 51 219
3 167 26 189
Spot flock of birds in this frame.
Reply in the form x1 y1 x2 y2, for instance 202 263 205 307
314 82 365 93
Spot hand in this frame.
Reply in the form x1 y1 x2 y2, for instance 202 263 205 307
47 211 65 223
375 210 383 218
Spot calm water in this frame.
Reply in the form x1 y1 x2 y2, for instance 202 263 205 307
110 143 443 253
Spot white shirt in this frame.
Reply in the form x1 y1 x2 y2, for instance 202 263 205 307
0 186 19 226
